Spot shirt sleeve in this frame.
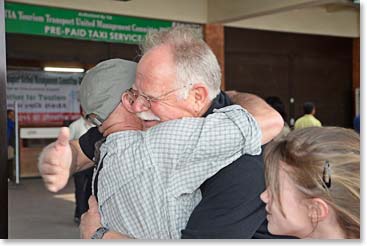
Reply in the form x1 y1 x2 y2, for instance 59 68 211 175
146 105 262 195
68 122 77 140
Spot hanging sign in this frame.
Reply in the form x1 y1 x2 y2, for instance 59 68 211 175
6 70 82 124
5 2 202 44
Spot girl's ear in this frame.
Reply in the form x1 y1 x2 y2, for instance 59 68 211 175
307 198 329 223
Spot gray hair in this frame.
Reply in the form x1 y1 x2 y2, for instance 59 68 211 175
141 27 221 100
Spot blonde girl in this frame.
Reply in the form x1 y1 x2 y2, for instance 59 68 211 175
260 127 360 239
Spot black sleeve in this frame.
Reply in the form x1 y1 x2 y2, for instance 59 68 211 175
181 149 291 239
78 127 103 161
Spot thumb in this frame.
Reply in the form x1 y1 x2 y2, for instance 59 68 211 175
55 127 70 148
88 195 99 212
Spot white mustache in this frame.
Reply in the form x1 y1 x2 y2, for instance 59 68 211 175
136 111 160 121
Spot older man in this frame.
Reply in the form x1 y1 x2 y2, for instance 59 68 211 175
120 27 283 238
39 28 284 239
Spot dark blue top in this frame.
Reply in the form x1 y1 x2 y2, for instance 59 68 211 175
7 118 15 147
353 115 360 134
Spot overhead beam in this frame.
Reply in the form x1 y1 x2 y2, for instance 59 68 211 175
7 0 207 23
226 5 359 38
207 0 351 23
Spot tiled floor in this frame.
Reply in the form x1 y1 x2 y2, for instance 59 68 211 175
8 178 79 239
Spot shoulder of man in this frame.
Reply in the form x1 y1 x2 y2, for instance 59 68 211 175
79 127 103 160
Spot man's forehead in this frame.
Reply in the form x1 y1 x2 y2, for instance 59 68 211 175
134 71 172 93
131 73 156 98
135 48 175 86
133 72 147 89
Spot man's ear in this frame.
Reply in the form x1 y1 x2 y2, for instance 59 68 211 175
307 198 329 223
121 92 134 113
190 83 209 114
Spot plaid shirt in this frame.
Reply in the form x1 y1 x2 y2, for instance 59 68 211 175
94 105 262 239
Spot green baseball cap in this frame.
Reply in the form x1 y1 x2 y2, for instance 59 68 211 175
80 58 137 122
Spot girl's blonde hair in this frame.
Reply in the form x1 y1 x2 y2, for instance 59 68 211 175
264 127 360 238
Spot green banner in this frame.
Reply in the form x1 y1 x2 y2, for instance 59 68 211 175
5 2 200 45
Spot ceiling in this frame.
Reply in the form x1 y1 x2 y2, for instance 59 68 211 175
6 0 360 37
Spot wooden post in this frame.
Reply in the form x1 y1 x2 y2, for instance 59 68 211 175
203 24 225 90
352 38 360 116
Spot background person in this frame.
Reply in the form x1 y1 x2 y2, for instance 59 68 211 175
294 101 322 129
260 127 360 239
264 96 290 140
68 108 93 225
38 58 138 194
7 109 16 181
353 114 360 134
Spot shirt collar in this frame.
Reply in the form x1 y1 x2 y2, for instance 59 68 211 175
202 91 233 117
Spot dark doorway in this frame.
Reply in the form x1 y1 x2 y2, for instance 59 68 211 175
225 27 353 128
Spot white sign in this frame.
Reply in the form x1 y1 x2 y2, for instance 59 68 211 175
7 70 82 124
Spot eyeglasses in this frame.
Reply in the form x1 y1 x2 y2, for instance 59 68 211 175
122 85 191 111
86 113 104 127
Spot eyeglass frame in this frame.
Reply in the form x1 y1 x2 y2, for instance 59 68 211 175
123 84 192 110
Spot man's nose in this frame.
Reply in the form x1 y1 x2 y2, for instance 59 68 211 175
131 98 150 113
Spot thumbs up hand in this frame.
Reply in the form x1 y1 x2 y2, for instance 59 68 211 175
38 127 73 192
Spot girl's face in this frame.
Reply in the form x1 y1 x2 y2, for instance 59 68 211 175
260 161 315 238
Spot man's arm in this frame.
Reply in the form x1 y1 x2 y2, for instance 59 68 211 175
38 127 94 192
103 231 130 239
146 105 262 195
226 91 283 144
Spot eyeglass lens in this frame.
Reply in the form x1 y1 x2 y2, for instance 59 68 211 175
123 89 151 109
